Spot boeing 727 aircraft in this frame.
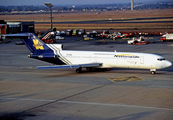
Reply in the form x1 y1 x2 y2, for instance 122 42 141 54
4 33 172 74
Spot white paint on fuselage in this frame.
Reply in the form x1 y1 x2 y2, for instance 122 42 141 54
59 50 172 70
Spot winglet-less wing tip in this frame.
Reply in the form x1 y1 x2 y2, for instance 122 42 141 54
37 63 103 70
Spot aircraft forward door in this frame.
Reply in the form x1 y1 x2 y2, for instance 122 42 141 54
140 56 144 64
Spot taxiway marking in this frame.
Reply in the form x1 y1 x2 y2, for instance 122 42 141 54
59 100 173 111
107 76 144 83
144 37 154 39
0 97 55 102
0 97 172 111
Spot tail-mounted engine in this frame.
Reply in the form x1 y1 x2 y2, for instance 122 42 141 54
28 54 59 59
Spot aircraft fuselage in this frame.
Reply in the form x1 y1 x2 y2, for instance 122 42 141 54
58 50 172 71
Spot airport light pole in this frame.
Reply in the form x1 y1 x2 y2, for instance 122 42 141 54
44 2 53 29
131 0 134 11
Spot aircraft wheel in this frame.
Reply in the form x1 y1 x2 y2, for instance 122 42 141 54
151 71 156 75
86 67 92 71
76 68 82 73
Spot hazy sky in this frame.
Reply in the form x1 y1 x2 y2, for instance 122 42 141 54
0 0 172 6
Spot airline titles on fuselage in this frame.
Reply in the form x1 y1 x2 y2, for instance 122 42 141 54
66 53 140 59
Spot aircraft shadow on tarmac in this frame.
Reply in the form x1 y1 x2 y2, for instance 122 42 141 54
38 68 170 78
0 112 36 120
0 110 157 120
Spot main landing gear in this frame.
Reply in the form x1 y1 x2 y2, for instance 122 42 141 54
76 68 82 73
76 67 92 73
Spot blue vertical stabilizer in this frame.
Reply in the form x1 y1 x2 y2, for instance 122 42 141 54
3 33 65 65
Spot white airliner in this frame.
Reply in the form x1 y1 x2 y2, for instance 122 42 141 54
4 33 172 74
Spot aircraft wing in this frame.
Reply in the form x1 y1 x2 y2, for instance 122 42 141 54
37 63 102 69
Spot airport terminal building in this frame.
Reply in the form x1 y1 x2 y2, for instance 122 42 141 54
0 20 35 35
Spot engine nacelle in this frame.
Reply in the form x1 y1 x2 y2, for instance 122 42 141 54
28 54 59 59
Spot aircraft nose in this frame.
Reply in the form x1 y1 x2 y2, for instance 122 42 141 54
166 61 172 67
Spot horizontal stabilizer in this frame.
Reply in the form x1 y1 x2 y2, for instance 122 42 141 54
2 33 30 37
37 63 102 69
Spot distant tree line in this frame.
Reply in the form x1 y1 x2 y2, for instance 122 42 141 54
0 5 47 12
0 2 172 13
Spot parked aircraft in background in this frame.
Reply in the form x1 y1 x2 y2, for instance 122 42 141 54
3 33 172 74
160 33 173 41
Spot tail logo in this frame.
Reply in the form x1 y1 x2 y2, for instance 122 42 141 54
33 39 44 50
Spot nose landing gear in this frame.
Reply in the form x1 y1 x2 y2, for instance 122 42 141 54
151 71 156 75
150 69 156 75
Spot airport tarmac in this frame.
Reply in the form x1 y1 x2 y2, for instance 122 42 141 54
0 36 173 120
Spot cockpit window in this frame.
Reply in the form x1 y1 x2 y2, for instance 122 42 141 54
157 58 166 61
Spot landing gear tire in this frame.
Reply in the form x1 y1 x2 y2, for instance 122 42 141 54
151 71 156 75
86 67 92 72
76 68 82 73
